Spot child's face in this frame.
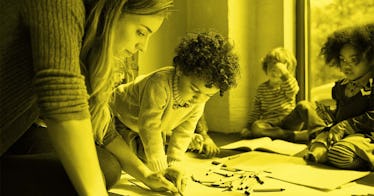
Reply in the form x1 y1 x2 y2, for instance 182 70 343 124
339 44 371 81
177 74 219 104
266 62 287 83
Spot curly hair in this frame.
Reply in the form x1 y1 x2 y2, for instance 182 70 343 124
320 23 374 68
173 32 240 96
261 47 297 74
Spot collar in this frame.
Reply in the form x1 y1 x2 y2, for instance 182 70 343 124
172 73 190 109
340 71 373 87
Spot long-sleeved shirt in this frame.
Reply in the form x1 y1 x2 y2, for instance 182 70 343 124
112 67 205 172
332 74 374 133
248 75 299 125
0 0 89 155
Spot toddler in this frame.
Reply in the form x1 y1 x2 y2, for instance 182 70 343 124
112 32 239 172
305 23 374 171
241 47 326 142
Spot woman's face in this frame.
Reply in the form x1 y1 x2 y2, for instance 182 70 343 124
113 13 164 58
339 44 371 81
177 74 219 104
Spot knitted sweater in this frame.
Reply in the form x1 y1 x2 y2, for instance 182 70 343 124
113 67 205 172
248 75 299 125
0 0 89 155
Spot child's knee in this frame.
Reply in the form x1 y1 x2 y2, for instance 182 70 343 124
327 143 367 170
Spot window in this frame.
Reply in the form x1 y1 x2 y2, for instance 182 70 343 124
306 0 374 104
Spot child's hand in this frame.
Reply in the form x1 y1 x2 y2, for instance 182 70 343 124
164 165 188 195
188 133 204 152
142 172 178 194
327 120 354 146
201 137 220 158
274 63 289 76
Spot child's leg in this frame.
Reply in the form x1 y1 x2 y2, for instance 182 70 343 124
293 130 309 142
327 138 370 170
281 101 327 141
250 120 295 141
304 131 329 163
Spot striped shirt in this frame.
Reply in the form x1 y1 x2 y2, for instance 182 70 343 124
248 76 299 125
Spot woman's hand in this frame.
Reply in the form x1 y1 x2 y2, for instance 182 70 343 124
142 172 179 194
163 165 188 195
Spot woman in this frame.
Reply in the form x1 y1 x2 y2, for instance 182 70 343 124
0 0 181 195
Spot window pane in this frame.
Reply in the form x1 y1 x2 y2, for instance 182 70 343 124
308 0 374 103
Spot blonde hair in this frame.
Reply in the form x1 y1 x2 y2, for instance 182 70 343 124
261 47 297 74
80 0 173 144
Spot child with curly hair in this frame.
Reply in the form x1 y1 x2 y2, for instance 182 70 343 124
304 23 374 171
241 47 326 142
112 32 239 176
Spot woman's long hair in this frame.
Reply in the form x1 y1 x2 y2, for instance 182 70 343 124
80 0 173 144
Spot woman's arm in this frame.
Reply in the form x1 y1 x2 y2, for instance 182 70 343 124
104 136 178 193
47 119 108 196
24 0 108 194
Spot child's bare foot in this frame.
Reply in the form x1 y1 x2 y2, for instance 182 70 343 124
304 143 328 163
240 128 253 138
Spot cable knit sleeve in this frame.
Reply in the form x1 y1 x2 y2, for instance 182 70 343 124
167 105 204 163
138 75 170 172
22 0 89 121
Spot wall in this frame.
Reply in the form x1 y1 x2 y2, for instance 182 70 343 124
225 0 295 132
138 0 187 74
138 0 296 133
185 0 231 132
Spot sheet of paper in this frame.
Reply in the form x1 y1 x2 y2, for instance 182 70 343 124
268 163 371 190
109 173 243 196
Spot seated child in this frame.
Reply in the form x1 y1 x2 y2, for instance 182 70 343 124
305 23 374 171
241 47 326 142
112 32 239 172
188 114 220 158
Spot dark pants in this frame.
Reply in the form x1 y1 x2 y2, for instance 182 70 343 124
280 101 326 135
251 101 326 142
0 125 121 196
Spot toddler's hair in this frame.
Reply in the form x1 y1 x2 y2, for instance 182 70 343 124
320 23 374 68
173 32 240 96
261 47 297 74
